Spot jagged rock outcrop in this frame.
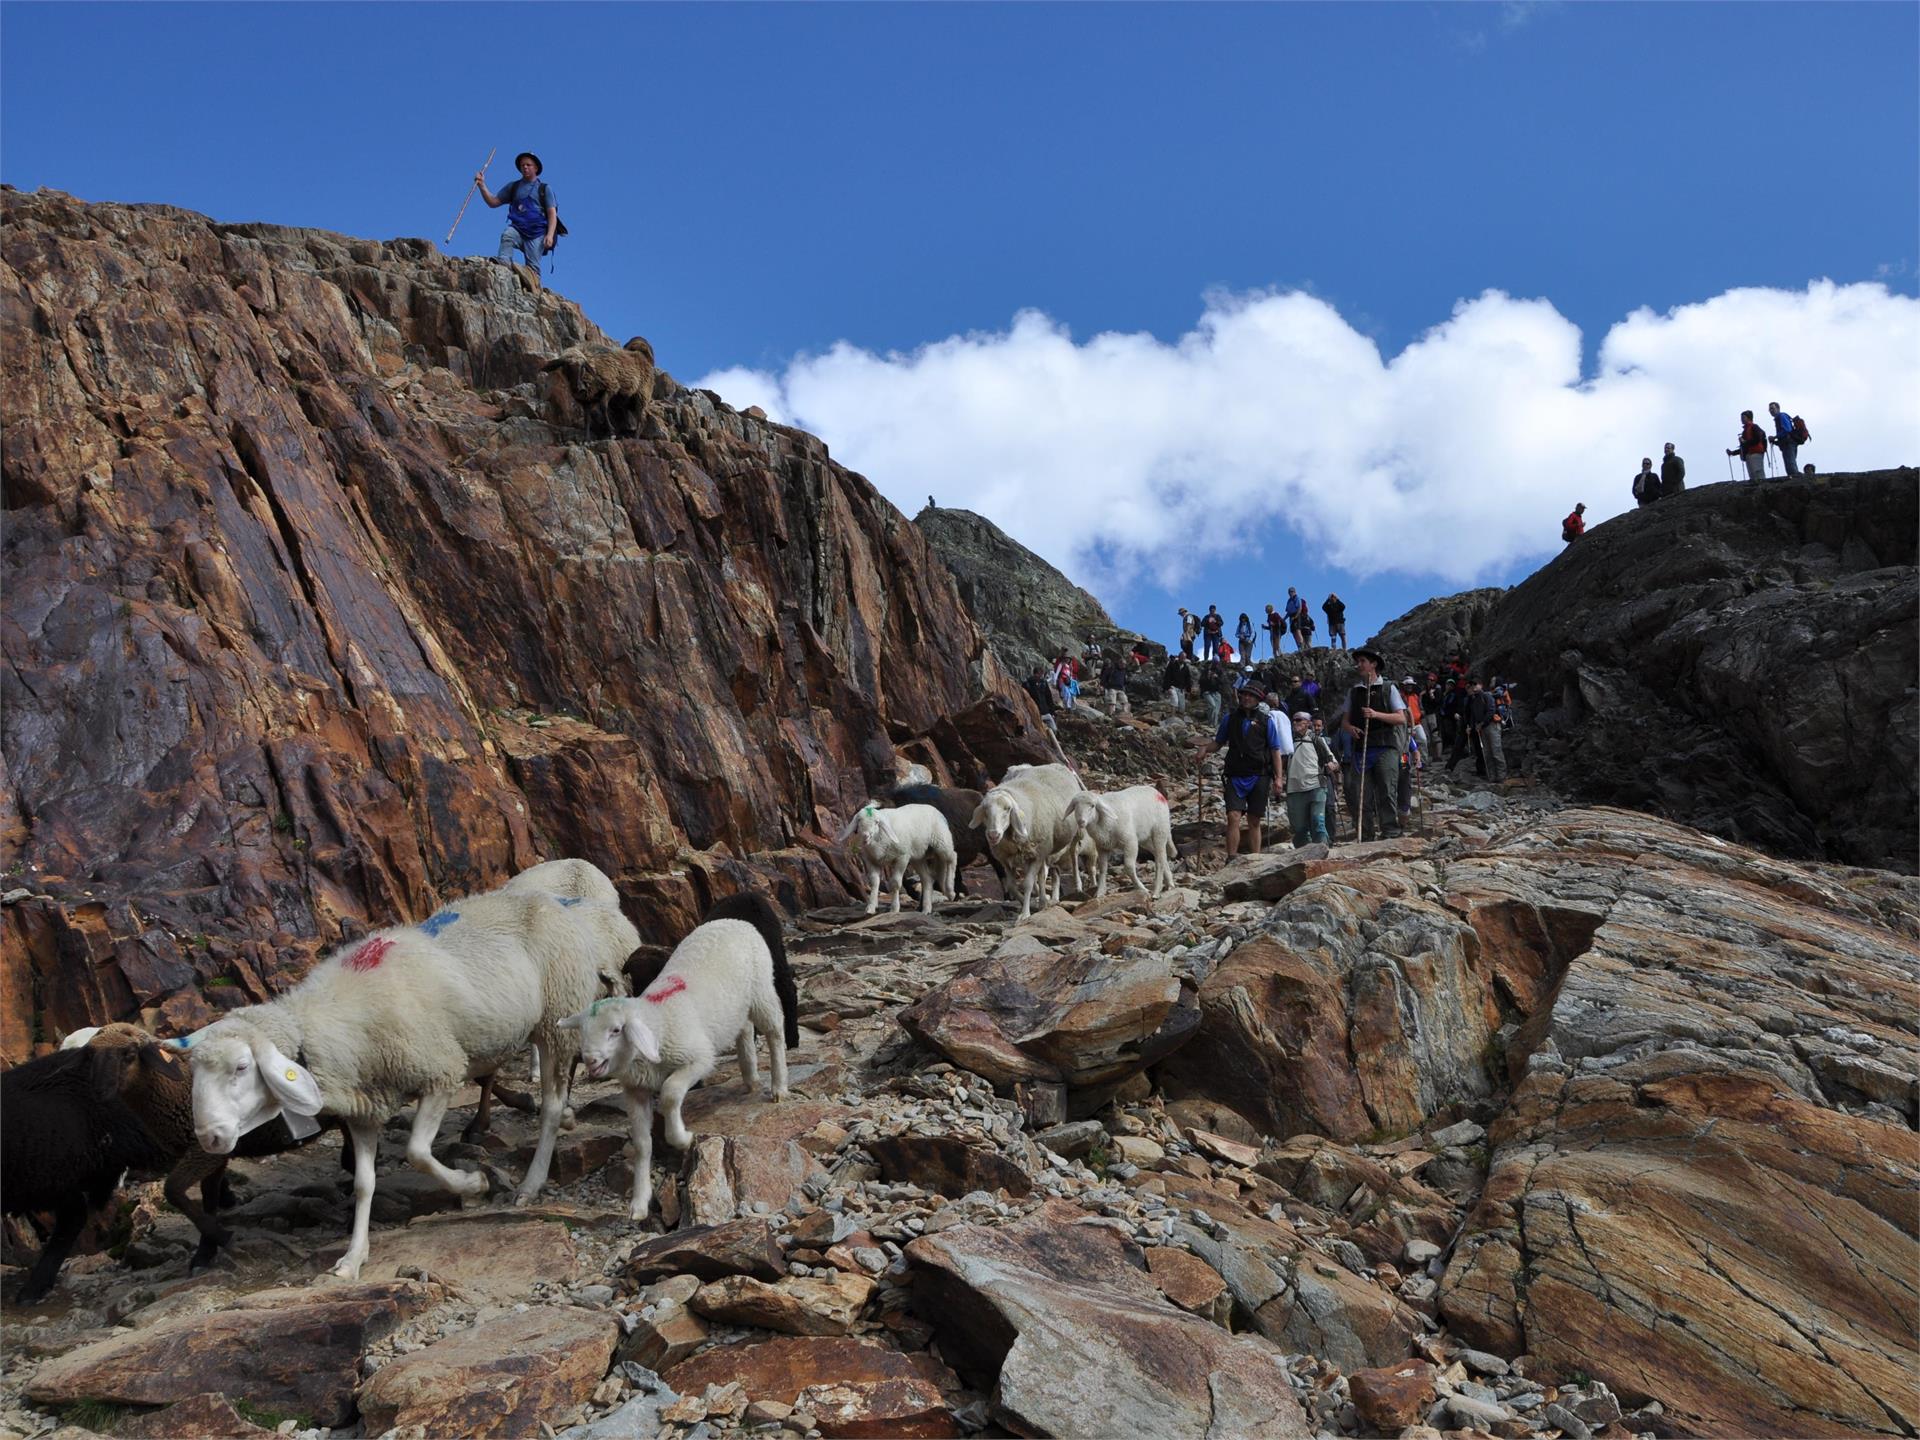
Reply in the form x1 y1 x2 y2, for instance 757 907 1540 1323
0 188 1052 1060
1366 586 1506 664
1473 471 1918 870
915 504 1152 681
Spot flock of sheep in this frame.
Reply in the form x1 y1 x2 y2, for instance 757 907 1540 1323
1 762 1171 1305
852 763 1176 920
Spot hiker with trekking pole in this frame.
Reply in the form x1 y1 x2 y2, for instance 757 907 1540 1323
1341 648 1408 843
1728 410 1769 483
464 151 563 292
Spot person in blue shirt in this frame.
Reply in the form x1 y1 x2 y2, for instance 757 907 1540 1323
475 152 558 291
1768 401 1799 478
1195 683 1293 860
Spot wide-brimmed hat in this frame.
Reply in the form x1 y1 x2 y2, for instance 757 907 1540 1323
515 152 544 174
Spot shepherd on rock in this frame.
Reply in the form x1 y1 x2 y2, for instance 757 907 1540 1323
476 152 559 292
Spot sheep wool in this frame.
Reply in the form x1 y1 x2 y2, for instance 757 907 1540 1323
971 762 1085 920
1065 785 1177 897
184 887 634 1281
561 895 797 1222
840 803 958 914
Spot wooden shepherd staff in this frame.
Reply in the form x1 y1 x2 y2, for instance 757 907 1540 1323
445 147 496 246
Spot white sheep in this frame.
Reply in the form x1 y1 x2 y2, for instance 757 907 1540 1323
838 803 957 915
181 889 638 1280
1065 786 1177 897
495 858 630 1100
558 893 798 1221
971 762 1085 920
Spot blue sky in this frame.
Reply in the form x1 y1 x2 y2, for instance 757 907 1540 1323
5 2 1916 652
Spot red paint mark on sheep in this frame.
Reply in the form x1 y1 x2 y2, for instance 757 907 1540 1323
643 976 687 1004
346 937 393 972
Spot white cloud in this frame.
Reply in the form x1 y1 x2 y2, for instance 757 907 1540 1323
694 282 1920 596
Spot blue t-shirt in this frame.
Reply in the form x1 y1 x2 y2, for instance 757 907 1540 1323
501 176 555 238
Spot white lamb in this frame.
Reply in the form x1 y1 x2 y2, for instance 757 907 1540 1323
1065 786 1177 897
971 762 1084 920
181 889 638 1280
558 893 798 1221
494 858 630 1095
838 803 957 915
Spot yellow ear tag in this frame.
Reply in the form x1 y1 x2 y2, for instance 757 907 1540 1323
285 1068 300 1082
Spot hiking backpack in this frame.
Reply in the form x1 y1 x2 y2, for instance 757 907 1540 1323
1790 415 1809 445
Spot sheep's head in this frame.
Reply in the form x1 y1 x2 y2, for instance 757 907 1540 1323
973 790 1027 846
836 804 887 852
182 1021 322 1155
558 997 659 1080
1063 792 1100 837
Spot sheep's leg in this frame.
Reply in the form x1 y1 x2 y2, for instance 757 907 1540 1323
865 865 882 916
658 1058 718 1150
405 1091 488 1201
888 859 908 914
917 859 936 914
514 1045 567 1204
1125 842 1146 894
1094 848 1111 899
735 1026 760 1089
942 852 957 900
624 1086 656 1222
1018 857 1040 921
461 1072 497 1143
764 1019 790 1100
331 1117 382 1282
166 1152 231 1273
15 1192 87 1304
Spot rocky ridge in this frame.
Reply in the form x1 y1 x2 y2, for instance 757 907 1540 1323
0 189 1056 1063
4 684 1913 1440
1467 470 1917 871
913 505 1152 682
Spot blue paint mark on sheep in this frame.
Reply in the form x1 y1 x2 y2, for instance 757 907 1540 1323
556 897 583 907
420 910 459 937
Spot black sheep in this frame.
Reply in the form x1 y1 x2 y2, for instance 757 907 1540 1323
1 1046 176 1302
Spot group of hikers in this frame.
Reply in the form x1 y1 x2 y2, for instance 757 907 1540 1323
1565 402 1814 543
1174 592 1348 665
1019 621 1520 861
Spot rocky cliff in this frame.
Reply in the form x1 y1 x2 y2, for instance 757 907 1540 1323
914 505 1150 680
1367 586 1506 665
0 189 1052 1061
1471 471 1917 871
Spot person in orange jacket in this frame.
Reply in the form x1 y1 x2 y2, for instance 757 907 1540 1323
1561 503 1587 543
1728 410 1768 482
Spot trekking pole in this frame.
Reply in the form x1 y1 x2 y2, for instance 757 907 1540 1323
445 146 496 247
1355 709 1371 843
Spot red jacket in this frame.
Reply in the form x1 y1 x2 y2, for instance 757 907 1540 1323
1563 509 1586 537
1737 422 1767 457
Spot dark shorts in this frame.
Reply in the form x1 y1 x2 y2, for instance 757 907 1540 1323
1223 772 1272 816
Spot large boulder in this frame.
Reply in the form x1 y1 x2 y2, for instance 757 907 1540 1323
899 943 1197 1090
1156 869 1502 1142
24 1279 440 1426
666 1337 959 1438
356 1306 618 1438
904 1200 1312 1438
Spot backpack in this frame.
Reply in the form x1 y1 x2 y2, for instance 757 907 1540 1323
1790 415 1809 445
1562 520 1577 542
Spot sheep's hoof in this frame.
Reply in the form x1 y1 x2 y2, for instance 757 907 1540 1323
560 1107 577 1131
329 1258 365 1282
665 1127 693 1151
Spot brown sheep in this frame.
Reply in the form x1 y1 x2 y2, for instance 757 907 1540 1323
542 336 656 437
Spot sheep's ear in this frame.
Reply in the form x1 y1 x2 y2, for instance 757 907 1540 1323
556 1011 586 1032
968 803 988 830
1095 799 1119 826
1009 807 1031 842
254 1038 323 1117
620 1010 662 1064
835 813 863 845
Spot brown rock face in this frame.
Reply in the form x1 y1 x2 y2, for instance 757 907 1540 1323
690 1272 877 1336
680 1135 822 1227
1348 1361 1439 1431
898 943 1195 1090
23 1278 439 1425
868 1133 1034 1198
623 1218 785 1284
0 189 1049 1057
113 1393 274 1439
666 1336 959 1437
905 1199 1312 1438
1431 808 1920 1437
355 1306 618 1438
